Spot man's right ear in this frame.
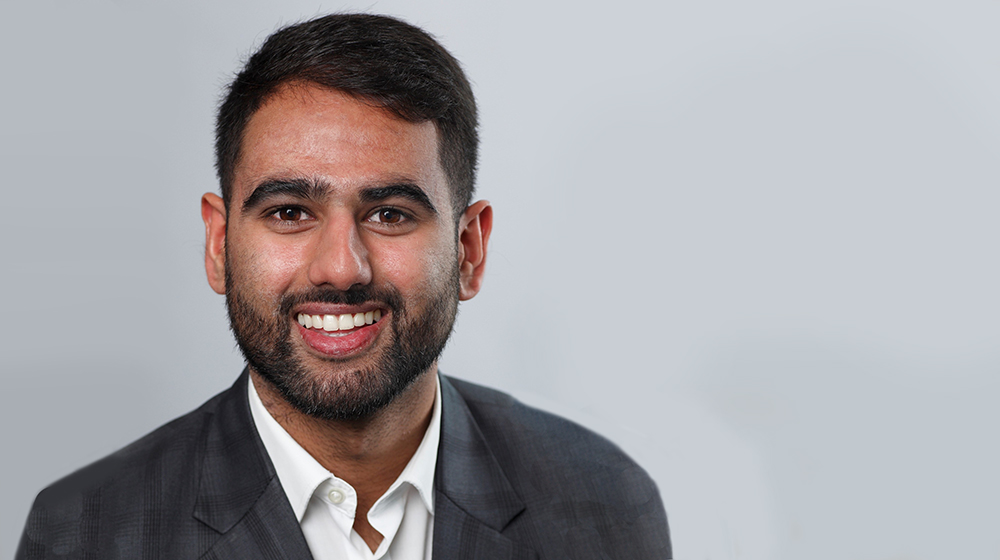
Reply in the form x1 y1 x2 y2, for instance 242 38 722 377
201 193 227 295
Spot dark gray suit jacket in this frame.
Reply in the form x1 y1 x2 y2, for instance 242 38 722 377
18 372 671 559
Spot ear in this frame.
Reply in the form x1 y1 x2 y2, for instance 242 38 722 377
201 193 228 295
457 200 493 301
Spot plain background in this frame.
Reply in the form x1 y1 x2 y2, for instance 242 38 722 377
2 1 998 558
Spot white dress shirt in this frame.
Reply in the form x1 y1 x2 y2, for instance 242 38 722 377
248 376 440 560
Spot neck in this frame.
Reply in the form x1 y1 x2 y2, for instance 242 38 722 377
250 368 437 513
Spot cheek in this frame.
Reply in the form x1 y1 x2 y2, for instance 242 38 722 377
228 231 308 296
372 233 457 293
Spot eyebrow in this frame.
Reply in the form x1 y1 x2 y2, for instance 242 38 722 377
359 184 438 216
241 178 438 216
241 178 327 214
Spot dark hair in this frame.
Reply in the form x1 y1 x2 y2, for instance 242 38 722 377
215 13 478 217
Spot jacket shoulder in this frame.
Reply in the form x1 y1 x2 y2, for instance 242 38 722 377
17 389 228 559
445 376 646 476
444 376 671 557
36 389 223 501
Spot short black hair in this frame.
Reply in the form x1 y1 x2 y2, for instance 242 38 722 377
215 13 478 217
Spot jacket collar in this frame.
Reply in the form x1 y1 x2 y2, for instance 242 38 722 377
192 369 314 559
433 376 535 560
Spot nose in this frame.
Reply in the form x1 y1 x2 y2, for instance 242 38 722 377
306 214 373 291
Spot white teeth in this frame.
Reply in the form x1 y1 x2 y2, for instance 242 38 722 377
338 314 354 330
297 310 384 333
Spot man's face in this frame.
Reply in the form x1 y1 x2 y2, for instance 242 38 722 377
201 83 488 421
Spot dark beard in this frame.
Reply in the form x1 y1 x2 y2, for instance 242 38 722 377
225 268 459 422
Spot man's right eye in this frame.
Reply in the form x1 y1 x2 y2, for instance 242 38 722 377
273 207 310 221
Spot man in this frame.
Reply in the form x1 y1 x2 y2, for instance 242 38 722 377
18 13 670 560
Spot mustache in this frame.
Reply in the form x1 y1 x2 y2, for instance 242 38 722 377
278 285 405 315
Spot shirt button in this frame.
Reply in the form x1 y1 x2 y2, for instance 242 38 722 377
327 488 345 504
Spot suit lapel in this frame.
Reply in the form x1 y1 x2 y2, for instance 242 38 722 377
197 477 312 560
433 376 537 560
193 370 313 560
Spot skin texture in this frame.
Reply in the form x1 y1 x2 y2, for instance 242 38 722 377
201 83 492 551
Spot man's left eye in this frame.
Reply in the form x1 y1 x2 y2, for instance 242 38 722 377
368 208 406 224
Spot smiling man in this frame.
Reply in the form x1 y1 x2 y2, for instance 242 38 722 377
18 14 671 560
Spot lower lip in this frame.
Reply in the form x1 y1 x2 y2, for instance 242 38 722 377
297 318 385 357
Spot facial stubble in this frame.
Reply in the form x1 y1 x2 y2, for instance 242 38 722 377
224 252 460 422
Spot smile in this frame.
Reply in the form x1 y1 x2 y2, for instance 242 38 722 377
296 310 383 333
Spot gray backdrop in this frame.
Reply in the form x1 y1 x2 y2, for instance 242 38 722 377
2 1 998 559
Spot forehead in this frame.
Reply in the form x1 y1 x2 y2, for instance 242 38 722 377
235 83 449 208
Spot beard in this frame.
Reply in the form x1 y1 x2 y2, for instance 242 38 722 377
224 262 459 422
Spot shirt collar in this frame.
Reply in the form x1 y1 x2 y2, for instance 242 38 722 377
248 374 441 521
